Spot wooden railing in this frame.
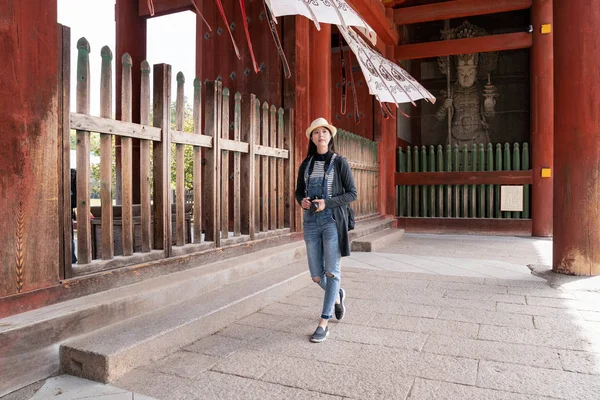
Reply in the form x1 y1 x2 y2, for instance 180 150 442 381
336 130 379 218
66 37 294 277
396 143 532 219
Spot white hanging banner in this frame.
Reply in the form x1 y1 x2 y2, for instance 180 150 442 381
339 26 436 105
267 0 374 35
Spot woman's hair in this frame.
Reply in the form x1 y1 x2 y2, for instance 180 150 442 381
306 128 337 157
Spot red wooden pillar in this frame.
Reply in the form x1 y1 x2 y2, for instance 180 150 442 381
284 16 311 231
0 0 60 297
530 0 553 237
553 0 600 275
308 23 332 122
378 16 398 217
116 0 146 204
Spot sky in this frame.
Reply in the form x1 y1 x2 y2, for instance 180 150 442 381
57 0 197 116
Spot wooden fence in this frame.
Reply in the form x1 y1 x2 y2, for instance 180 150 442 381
396 143 532 219
336 130 379 218
66 37 294 277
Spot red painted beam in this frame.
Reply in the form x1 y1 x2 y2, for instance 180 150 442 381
138 0 192 17
395 170 533 186
395 32 532 60
394 0 531 25
347 0 400 45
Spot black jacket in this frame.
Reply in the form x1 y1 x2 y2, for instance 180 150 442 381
295 154 358 256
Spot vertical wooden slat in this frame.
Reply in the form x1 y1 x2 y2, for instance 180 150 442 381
175 72 186 246
204 80 221 245
221 88 230 239
513 143 521 219
193 78 203 243
445 145 451 217
478 144 485 218
462 145 469 218
152 63 172 256
495 143 502 218
100 46 114 260
429 145 435 217
486 143 494 219
413 146 420 216
240 94 256 239
406 147 412 217
254 100 261 233
283 109 294 230
470 144 476 218
76 38 91 264
261 102 269 232
233 92 242 236
276 108 285 229
59 25 72 277
121 53 134 256
436 145 443 217
397 147 404 216
140 61 151 252
452 145 459 217
503 143 511 218
269 105 277 230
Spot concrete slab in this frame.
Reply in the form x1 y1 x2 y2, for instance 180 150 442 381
477 360 600 399
26 375 153 400
408 378 557 400
260 356 414 400
423 334 562 369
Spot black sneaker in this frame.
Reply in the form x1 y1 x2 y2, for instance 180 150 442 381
310 326 329 343
335 288 346 320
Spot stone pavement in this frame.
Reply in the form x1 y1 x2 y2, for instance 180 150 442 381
5 234 600 400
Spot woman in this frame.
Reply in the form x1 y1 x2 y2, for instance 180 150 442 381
295 117 357 343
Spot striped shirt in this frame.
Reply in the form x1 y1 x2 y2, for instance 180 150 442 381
309 154 336 198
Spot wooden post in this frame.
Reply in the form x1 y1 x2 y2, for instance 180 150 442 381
193 78 203 243
531 0 553 236
175 72 186 246
221 88 230 239
100 46 114 260
140 61 152 252
261 102 269 232
277 108 285 229
121 53 134 256
269 105 277 230
553 0 600 275
283 109 295 230
233 93 242 236
204 81 221 246
76 38 92 264
58 25 72 278
240 93 256 239
152 64 172 256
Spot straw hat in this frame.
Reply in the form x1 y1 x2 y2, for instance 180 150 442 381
305 117 337 139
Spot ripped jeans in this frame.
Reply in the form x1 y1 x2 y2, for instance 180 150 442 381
303 209 341 319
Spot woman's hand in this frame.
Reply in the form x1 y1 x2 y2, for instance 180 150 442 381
312 199 326 212
301 197 312 210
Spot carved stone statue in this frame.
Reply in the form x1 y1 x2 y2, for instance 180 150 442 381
436 21 498 147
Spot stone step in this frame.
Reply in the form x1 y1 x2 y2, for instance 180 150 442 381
60 260 310 384
350 216 395 241
351 228 406 252
0 242 306 397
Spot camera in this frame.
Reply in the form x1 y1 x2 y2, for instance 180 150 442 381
309 195 322 212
